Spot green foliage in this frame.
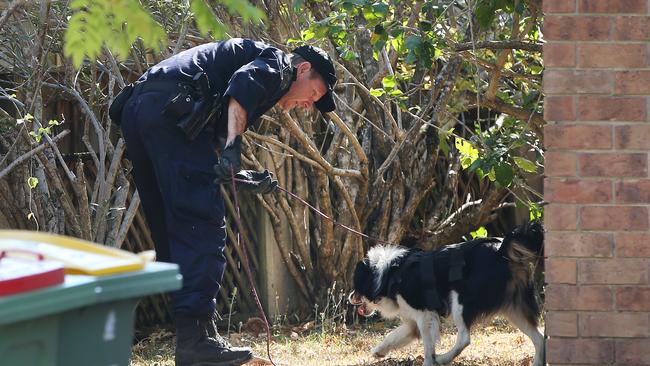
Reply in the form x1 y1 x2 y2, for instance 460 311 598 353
28 119 61 143
16 113 34 125
470 226 488 239
190 0 227 38
64 0 265 68
456 116 542 189
65 0 167 67
529 201 542 221
455 137 479 169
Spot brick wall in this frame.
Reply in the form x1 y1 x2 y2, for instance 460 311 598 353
543 0 650 364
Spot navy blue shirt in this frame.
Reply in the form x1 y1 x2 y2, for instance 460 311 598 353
142 38 294 129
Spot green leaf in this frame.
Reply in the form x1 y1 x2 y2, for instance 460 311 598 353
387 88 403 96
64 0 167 68
495 162 514 187
27 177 39 189
455 137 479 169
438 131 450 155
16 113 33 125
513 157 537 173
405 35 422 51
191 0 227 39
369 88 385 97
382 75 397 89
341 49 358 61
29 131 42 143
363 2 388 26
218 0 266 23
292 0 303 12
476 2 497 28
471 226 488 239
48 119 61 126
529 202 543 220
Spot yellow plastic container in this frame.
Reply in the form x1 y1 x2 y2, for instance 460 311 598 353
0 230 145 275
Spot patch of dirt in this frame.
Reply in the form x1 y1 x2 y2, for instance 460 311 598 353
130 318 538 366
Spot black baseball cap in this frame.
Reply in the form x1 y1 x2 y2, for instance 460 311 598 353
291 45 337 112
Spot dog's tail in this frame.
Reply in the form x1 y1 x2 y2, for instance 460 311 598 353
499 220 544 264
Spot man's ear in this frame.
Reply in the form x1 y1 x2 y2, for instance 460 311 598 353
296 61 312 76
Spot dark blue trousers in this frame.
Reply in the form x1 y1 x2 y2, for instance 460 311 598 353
120 90 227 318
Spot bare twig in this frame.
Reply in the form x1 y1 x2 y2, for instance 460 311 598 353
0 129 69 180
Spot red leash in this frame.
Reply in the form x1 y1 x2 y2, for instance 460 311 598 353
227 175 397 366
233 177 396 246
228 171 276 366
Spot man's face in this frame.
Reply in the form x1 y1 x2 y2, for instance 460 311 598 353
278 62 328 111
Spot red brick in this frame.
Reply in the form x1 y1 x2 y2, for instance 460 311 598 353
546 258 577 284
579 153 647 177
543 0 576 13
616 340 650 364
616 287 650 310
546 232 613 257
616 125 650 149
616 232 650 257
546 338 614 364
545 152 577 176
545 285 613 310
578 43 647 68
543 43 576 68
616 180 650 203
544 96 576 121
544 70 613 94
577 96 647 121
545 125 612 150
544 16 611 41
613 16 650 40
544 204 578 230
615 71 650 94
578 0 647 13
545 178 612 203
546 311 578 337
579 259 648 284
580 206 649 230
579 312 650 337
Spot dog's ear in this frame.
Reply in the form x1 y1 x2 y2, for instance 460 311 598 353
354 260 375 299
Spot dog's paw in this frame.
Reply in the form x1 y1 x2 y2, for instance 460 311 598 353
371 347 386 359
435 354 452 364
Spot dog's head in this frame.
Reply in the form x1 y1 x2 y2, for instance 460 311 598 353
349 245 410 317
348 259 379 317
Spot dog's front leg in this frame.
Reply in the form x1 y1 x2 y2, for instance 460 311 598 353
371 320 418 358
417 312 441 366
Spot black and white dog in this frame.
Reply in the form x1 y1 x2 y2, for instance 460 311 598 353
349 221 545 366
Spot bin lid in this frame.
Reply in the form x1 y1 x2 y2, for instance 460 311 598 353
0 231 145 275
0 253 65 296
0 261 181 325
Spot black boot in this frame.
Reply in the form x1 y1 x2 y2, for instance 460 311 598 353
175 315 253 366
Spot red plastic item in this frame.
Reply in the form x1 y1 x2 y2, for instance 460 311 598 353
0 249 65 296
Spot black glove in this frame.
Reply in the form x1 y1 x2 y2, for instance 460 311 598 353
234 169 278 194
214 135 242 182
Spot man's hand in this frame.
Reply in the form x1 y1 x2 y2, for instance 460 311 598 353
214 135 242 181
235 170 277 194
215 169 278 194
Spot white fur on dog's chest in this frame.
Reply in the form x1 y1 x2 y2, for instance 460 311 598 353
377 295 428 320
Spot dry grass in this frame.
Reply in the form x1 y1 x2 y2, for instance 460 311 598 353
130 317 538 366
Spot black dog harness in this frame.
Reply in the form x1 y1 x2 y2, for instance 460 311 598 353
385 238 500 311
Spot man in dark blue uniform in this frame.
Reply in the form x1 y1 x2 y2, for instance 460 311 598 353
115 38 336 366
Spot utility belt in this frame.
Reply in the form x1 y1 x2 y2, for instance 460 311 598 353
108 72 222 141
